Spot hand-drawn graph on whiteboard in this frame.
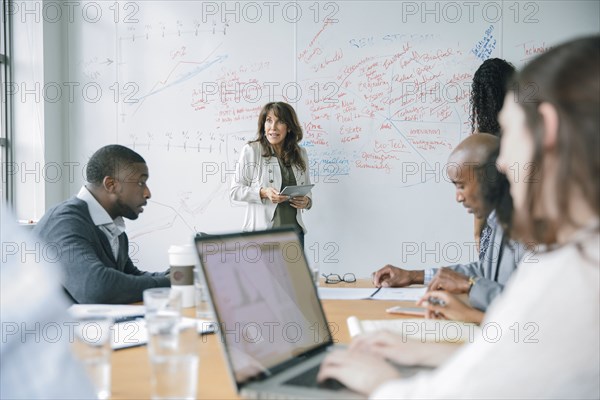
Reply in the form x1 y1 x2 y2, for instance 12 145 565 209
113 2 296 248
295 4 495 188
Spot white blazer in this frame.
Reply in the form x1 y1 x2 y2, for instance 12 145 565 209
230 142 312 233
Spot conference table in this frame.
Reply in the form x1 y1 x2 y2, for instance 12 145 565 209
110 280 422 399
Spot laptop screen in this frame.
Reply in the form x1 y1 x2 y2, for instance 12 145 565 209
195 229 333 385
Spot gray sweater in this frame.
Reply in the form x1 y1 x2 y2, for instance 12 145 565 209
33 197 170 304
446 215 526 310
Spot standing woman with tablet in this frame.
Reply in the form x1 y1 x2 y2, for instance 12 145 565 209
231 102 312 247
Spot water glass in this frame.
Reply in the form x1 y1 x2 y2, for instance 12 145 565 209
149 328 199 400
72 315 113 400
144 288 198 399
194 268 214 320
144 288 182 355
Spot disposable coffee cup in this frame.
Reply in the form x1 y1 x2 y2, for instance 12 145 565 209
168 244 196 308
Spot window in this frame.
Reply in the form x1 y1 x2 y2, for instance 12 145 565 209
0 0 13 209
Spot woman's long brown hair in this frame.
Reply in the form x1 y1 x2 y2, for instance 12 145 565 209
251 102 306 171
510 36 599 245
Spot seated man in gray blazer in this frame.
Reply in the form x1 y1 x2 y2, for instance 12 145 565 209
372 134 527 311
34 145 170 304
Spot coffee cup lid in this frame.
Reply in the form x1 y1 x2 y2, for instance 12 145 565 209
168 244 197 266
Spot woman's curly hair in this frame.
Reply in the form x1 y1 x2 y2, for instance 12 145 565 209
470 58 516 136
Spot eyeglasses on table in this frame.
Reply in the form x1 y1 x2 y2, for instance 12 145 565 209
321 273 356 284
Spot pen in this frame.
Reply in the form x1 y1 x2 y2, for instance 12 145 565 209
114 315 145 324
369 287 382 298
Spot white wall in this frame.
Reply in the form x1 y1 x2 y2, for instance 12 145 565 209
9 1 600 277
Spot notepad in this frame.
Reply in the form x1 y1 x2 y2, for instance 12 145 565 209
347 316 480 344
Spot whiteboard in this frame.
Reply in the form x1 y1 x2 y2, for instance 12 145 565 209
63 1 600 276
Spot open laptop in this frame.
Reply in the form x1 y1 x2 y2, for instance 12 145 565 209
195 228 363 399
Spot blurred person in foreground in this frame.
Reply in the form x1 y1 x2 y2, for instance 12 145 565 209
1 207 96 399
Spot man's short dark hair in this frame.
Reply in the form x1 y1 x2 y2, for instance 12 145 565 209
86 145 146 185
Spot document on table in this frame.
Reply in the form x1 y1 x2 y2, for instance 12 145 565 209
111 317 215 350
69 304 146 320
317 286 427 301
372 287 427 301
317 287 377 300
68 304 216 349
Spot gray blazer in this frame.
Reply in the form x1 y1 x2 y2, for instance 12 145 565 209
434 216 527 311
33 197 170 304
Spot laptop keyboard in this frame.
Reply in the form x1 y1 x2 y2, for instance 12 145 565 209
284 365 346 391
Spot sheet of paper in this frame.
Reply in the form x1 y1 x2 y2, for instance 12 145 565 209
68 305 216 349
371 287 427 301
112 319 147 350
112 317 215 350
69 304 145 319
317 287 380 300
317 286 427 301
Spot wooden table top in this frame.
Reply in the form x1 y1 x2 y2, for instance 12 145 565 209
111 279 421 399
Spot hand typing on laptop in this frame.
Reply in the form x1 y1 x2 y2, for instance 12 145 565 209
317 349 401 395
347 331 459 368
317 328 457 395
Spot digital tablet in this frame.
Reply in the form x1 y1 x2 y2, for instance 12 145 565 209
279 184 314 198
